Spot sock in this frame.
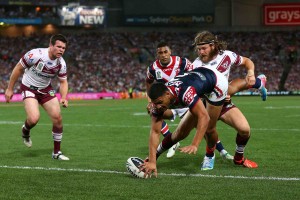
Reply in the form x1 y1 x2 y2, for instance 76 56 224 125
205 145 216 157
216 140 224 152
156 134 175 159
22 125 30 137
22 120 36 137
52 126 63 154
161 121 171 137
249 77 262 89
234 133 250 161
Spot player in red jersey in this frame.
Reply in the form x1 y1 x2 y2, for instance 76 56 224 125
5 34 70 160
146 42 233 160
192 31 260 169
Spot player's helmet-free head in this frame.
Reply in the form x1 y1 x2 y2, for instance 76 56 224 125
193 31 227 54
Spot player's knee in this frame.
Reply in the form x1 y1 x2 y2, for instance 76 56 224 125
52 114 62 124
27 115 40 126
238 125 250 137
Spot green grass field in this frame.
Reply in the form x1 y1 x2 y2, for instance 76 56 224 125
0 96 299 200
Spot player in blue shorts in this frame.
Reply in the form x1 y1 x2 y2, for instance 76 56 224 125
141 66 232 178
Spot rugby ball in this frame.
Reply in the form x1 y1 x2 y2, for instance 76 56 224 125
126 157 145 178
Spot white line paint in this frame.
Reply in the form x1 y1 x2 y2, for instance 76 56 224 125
0 165 299 181
285 115 300 118
132 112 148 116
265 106 300 109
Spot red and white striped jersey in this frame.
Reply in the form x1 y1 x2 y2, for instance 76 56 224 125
20 48 67 89
192 50 243 80
146 56 193 84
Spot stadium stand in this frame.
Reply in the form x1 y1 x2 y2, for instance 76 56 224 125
0 31 299 94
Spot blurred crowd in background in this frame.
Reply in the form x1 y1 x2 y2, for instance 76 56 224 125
0 30 299 94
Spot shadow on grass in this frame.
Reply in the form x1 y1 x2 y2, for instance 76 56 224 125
14 148 52 158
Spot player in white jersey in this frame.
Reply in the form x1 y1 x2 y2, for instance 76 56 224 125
193 31 260 169
146 42 233 159
5 34 70 161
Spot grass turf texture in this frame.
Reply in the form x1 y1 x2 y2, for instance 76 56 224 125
0 96 299 199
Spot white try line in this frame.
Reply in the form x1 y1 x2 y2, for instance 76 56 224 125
0 165 299 181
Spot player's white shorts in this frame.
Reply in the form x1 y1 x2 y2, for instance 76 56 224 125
170 108 189 121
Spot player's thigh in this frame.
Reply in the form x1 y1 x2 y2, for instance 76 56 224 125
23 98 40 121
42 97 61 120
206 103 223 131
220 107 250 133
173 111 197 141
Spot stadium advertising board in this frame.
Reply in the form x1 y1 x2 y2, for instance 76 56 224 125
0 18 42 24
58 4 106 26
124 15 214 26
264 3 300 25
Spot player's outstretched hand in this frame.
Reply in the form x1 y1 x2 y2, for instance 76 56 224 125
179 145 198 154
60 99 68 108
146 102 153 114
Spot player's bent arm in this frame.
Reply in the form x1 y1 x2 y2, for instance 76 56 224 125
59 78 68 99
148 116 163 164
228 56 256 95
5 63 24 102
6 62 24 91
190 100 210 147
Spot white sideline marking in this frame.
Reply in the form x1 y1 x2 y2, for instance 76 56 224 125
0 121 300 132
132 112 148 116
0 165 299 181
265 106 300 109
285 115 300 118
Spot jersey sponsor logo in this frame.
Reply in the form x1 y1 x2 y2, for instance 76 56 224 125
30 68 53 78
166 80 182 87
183 87 196 106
